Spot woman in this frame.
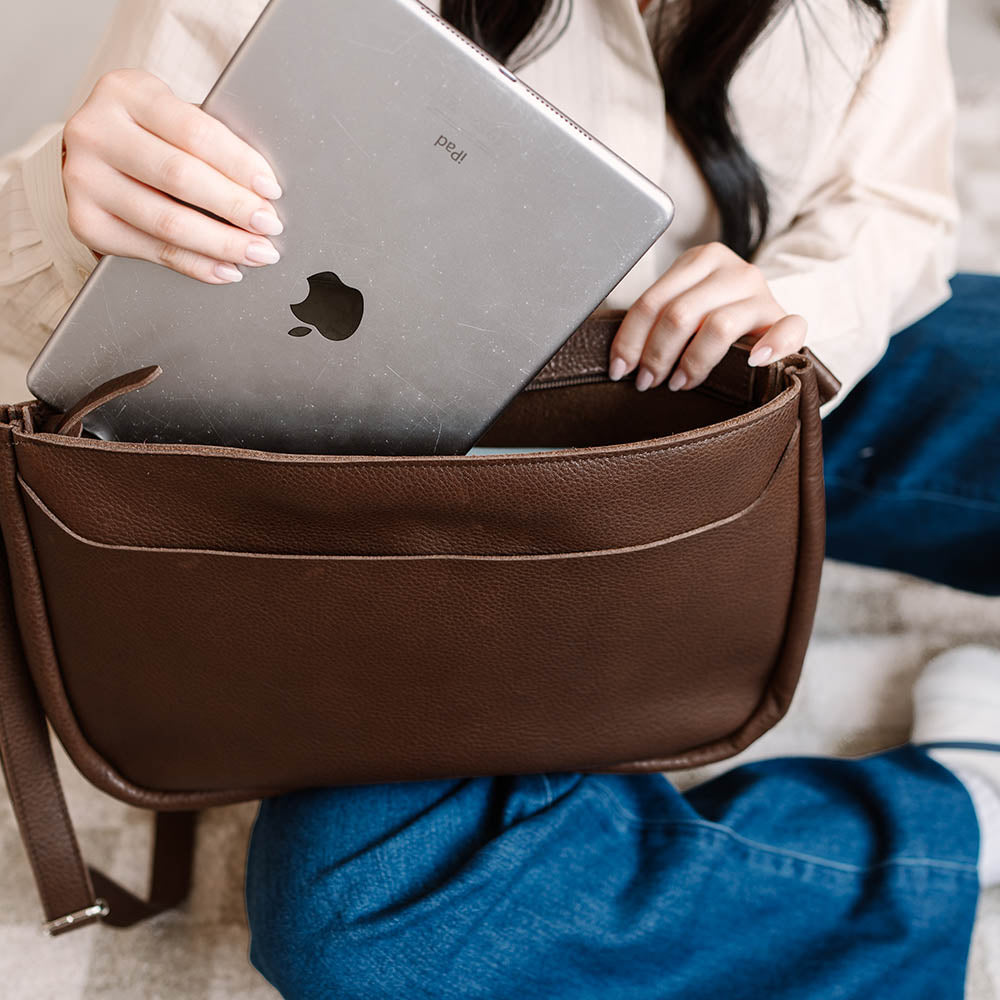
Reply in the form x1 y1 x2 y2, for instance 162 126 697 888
0 0 998 996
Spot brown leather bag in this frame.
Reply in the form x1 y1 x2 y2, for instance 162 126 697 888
0 308 840 936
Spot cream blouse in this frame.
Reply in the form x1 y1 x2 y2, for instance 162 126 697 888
0 0 958 414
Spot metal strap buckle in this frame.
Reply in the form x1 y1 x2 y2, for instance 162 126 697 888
41 898 109 936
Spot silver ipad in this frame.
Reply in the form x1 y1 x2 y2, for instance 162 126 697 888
27 0 674 455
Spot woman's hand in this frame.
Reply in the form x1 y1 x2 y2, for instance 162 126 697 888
61 68 284 285
607 242 808 390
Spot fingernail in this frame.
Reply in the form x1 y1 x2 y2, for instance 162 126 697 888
635 367 654 392
608 357 628 381
748 345 773 367
214 263 243 283
253 174 283 200
250 209 284 236
246 241 280 264
668 370 688 391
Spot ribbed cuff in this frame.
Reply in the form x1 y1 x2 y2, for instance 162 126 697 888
19 122 100 293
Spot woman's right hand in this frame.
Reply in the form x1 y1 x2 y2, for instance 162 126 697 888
61 68 285 285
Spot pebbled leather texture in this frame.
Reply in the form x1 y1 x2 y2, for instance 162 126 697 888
0 308 836 930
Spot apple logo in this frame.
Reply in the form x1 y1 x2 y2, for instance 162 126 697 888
288 271 364 340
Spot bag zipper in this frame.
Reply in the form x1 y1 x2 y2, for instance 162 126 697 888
525 370 626 391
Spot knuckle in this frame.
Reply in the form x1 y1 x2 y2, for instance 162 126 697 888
181 111 212 150
659 303 693 332
639 344 672 372
63 113 99 152
220 229 249 262
136 69 169 95
227 193 252 225
684 360 711 384
155 240 185 269
152 205 183 243
60 158 88 193
681 347 712 378
96 67 154 101
693 241 732 268
702 311 740 344
94 68 127 94
62 114 84 146
630 296 660 324
147 90 175 120
158 151 188 190
66 202 97 244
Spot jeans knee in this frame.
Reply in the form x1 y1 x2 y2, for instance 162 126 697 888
243 788 466 999
246 877 380 1000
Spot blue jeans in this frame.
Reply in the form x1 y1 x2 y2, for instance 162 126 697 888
245 748 979 999
245 274 997 998
822 273 1000 595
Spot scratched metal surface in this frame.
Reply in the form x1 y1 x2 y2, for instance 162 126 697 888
26 0 673 456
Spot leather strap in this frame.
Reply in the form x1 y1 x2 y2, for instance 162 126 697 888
90 812 198 928
0 528 100 933
0 417 195 935
38 364 163 437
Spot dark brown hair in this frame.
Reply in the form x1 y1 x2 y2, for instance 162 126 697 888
439 0 889 259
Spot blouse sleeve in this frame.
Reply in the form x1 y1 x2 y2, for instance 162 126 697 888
0 0 263 402
751 0 959 417
0 123 100 401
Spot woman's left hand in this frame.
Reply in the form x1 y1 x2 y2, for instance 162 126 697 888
607 241 808 391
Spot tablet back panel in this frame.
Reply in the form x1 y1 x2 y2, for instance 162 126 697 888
28 0 674 454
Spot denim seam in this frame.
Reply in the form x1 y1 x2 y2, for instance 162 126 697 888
584 781 979 877
539 774 554 807
825 475 1000 514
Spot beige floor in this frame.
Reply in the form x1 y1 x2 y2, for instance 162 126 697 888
3 0 1000 996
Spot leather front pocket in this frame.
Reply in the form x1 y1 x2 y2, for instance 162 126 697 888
13 384 799 558
17 423 801 796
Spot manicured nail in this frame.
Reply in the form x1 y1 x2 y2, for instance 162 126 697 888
214 263 243 283
668 370 688 391
608 357 628 381
250 209 284 236
246 241 280 264
253 174 283 200
748 345 773 367
635 367 654 392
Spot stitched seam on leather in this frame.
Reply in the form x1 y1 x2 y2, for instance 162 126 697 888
15 380 800 470
657 366 819 771
6 428 280 812
590 418 805 773
17 428 799 561
15 402 797 554
10 368 807 806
